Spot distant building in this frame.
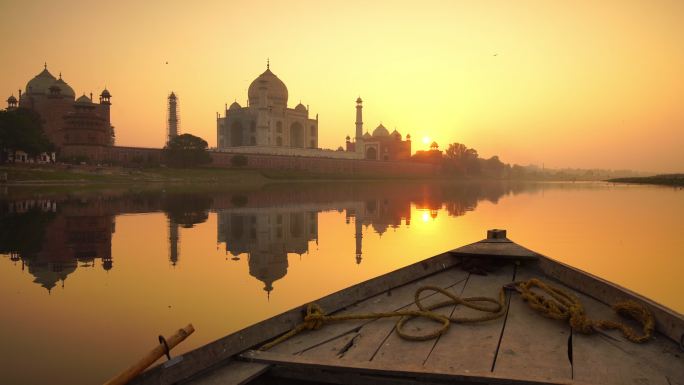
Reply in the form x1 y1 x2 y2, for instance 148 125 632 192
217 63 413 161
345 98 412 161
217 62 319 150
5 64 114 162
412 141 443 164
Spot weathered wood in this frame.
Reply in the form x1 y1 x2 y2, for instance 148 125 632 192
571 288 683 385
451 240 540 260
335 270 470 363
105 324 195 385
271 266 469 356
132 251 460 384
241 349 588 385
424 263 515 373
189 361 270 385
538 255 684 343
493 265 572 382
368 276 470 367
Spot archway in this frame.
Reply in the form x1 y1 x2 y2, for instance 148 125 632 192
230 121 243 146
366 147 377 160
290 122 304 148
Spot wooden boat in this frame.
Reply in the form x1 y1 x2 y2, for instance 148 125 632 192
131 229 683 385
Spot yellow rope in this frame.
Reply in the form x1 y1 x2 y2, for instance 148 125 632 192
259 278 655 351
514 278 654 343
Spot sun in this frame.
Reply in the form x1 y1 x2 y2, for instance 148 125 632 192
422 136 431 145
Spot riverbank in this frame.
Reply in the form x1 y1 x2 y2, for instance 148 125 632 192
608 174 684 187
0 164 442 188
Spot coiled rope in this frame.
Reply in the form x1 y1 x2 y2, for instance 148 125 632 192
259 278 654 351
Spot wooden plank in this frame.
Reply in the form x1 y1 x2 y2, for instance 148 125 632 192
424 263 515 374
279 266 469 357
188 361 270 385
493 264 572 382
571 288 683 385
364 275 470 367
131 251 460 384
241 349 587 385
538 255 684 343
450 240 540 260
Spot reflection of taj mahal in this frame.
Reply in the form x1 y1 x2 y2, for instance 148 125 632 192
216 63 412 161
217 208 318 296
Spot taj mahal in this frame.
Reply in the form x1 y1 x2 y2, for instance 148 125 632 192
216 63 412 161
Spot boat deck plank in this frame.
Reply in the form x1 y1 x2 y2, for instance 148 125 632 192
363 274 469 367
267 265 468 356
572 289 683 385
424 263 515 374
492 265 573 382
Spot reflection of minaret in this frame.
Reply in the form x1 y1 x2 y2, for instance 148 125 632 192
169 220 179 266
355 215 363 264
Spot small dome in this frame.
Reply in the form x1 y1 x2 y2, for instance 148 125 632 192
406 133 411 140
7 95 17 103
356 97 363 103
248 67 288 108
362 132 372 139
295 103 307 112
169 92 177 100
229 101 241 110
53 78 75 98
372 124 389 137
100 88 111 98
76 94 92 104
26 67 57 94
430 141 439 149
391 129 402 139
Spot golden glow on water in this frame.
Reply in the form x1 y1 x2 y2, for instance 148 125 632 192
0 182 682 384
1 1 683 171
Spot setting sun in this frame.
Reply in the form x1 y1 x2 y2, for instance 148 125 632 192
422 137 431 145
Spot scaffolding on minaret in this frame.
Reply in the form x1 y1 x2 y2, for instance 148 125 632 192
167 92 180 144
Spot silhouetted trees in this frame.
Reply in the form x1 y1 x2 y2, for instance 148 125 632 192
163 133 212 167
0 108 54 163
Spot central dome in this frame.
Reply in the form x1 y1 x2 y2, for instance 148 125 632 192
26 67 56 95
248 68 288 108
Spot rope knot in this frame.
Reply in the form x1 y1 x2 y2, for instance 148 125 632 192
303 303 327 330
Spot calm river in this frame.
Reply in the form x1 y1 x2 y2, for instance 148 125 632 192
1 181 682 384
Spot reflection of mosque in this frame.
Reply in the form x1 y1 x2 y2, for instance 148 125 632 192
217 208 318 297
1 199 115 292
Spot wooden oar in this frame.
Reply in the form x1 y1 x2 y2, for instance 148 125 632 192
104 324 195 385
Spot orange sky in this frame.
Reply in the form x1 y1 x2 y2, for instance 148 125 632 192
1 0 683 172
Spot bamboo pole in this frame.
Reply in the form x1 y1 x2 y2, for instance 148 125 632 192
104 324 195 385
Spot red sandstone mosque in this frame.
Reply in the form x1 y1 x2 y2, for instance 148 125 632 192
5 64 114 162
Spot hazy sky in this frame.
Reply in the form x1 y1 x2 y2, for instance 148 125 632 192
1 0 682 172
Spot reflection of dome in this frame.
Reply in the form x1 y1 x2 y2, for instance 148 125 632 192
248 251 288 296
28 262 77 291
26 67 57 94
373 124 389 137
53 77 75 98
295 102 306 112
229 101 241 110
248 68 288 108
372 222 389 235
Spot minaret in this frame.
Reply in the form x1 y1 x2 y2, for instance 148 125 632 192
99 88 113 145
6 95 18 110
355 215 363 264
355 97 363 139
167 92 179 144
169 220 179 266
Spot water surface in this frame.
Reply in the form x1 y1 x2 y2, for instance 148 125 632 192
1 181 682 384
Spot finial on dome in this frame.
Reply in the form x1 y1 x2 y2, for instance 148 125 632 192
59 72 62 80
44 62 47 70
267 58 270 70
